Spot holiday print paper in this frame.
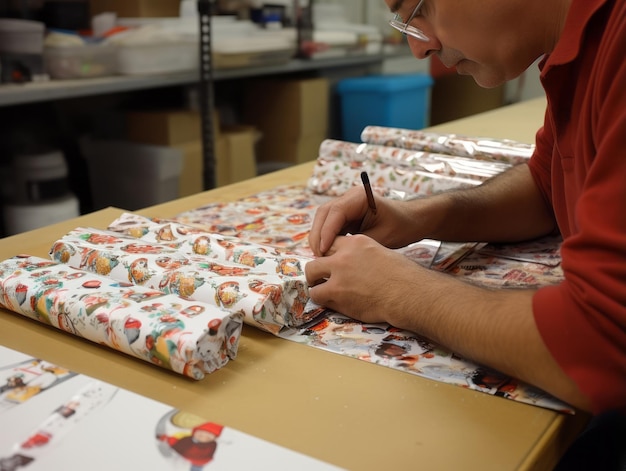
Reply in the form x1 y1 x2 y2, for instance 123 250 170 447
360 126 534 165
308 140 484 198
50 226 321 335
0 256 243 379
279 312 573 414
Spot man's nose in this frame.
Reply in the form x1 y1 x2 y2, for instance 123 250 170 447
407 35 438 59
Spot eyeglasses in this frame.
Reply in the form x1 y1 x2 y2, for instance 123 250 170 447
389 0 429 42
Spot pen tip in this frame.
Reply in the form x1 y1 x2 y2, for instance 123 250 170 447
360 171 369 184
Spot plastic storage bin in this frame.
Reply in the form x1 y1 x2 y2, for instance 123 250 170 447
44 44 117 79
0 18 45 54
336 73 434 143
116 41 197 75
80 139 182 210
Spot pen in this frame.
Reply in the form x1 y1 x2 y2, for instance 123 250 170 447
360 171 377 215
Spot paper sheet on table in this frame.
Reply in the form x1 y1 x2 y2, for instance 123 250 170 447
278 310 574 414
0 255 243 379
0 345 344 470
164 185 325 257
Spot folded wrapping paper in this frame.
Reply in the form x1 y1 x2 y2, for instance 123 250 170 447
308 139 488 198
50 227 319 335
360 126 535 165
0 255 243 379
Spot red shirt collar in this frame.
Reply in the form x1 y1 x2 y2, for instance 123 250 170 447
544 0 608 68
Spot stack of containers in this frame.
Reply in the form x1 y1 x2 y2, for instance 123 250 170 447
43 31 118 80
0 19 46 83
2 150 80 235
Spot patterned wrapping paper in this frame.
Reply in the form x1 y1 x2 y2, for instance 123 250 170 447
319 139 512 178
307 139 494 198
476 235 563 267
106 212 307 276
0 255 244 379
168 185 328 257
50 226 320 335
450 237 564 289
360 126 535 165
274 236 569 413
235 184 328 210
279 311 574 414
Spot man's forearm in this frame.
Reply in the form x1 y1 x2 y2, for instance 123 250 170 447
420 164 558 243
389 268 591 411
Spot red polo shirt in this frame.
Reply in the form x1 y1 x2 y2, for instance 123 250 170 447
528 0 626 414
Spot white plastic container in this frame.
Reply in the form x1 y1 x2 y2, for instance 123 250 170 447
116 40 198 75
213 38 294 69
44 44 117 79
3 195 80 235
0 19 45 54
80 138 183 210
105 23 198 75
12 150 70 203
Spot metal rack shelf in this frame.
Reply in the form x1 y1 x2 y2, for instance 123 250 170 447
0 51 410 108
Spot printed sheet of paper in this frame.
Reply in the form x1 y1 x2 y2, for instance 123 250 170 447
278 312 574 414
0 346 343 470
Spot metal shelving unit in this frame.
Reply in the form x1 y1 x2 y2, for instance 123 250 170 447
0 8 411 190
0 51 410 108
197 0 216 189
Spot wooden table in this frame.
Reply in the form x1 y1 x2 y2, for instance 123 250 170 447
0 97 588 470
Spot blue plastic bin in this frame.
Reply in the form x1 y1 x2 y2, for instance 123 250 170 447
336 73 434 143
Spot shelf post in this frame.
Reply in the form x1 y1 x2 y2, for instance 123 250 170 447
198 0 216 190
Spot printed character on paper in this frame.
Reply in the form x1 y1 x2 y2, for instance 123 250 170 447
0 358 75 408
156 410 225 470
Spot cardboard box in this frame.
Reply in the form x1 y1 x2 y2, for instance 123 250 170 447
174 140 204 197
125 110 219 147
90 0 180 17
430 74 505 125
126 109 223 196
256 133 324 165
81 139 182 211
215 125 258 187
243 77 329 138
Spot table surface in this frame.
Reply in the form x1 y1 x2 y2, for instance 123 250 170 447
0 97 589 470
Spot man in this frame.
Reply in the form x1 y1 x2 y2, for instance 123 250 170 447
305 0 625 426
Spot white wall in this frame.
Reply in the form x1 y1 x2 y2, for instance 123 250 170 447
505 59 545 103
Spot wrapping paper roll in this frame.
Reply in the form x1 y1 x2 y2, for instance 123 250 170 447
0 255 243 379
308 139 490 198
318 139 511 178
360 126 534 165
50 227 321 335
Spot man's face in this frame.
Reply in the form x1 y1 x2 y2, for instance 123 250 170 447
387 0 544 88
